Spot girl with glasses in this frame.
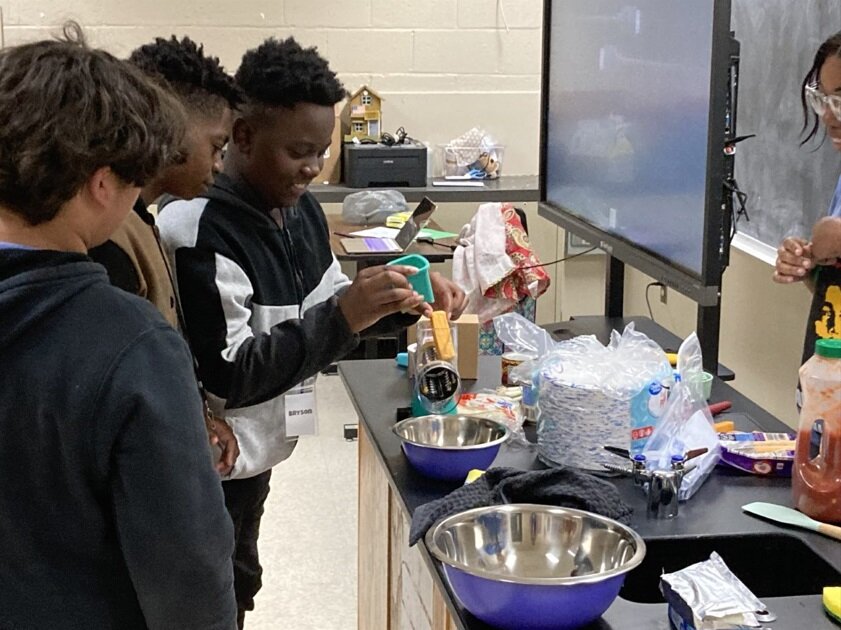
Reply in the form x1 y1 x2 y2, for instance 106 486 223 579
774 30 841 404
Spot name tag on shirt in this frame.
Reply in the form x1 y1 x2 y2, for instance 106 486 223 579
285 376 318 437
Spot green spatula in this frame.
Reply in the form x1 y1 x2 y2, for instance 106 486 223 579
742 502 841 542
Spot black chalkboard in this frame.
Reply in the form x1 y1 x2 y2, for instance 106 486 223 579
732 0 841 249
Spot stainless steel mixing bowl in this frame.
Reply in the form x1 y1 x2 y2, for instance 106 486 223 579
393 414 509 449
426 504 645 629
392 415 509 481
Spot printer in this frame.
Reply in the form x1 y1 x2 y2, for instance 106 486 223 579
343 141 427 188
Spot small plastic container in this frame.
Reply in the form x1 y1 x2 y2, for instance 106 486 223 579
500 352 534 386
386 253 433 303
691 371 714 400
793 338 841 523
438 144 505 179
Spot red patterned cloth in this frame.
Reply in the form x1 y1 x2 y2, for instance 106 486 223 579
483 204 550 304
453 202 550 323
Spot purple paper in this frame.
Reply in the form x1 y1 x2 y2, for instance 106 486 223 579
362 238 386 251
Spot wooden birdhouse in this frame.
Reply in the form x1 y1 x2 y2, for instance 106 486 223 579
344 85 383 142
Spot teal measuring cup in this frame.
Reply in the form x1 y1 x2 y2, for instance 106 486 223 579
386 253 434 303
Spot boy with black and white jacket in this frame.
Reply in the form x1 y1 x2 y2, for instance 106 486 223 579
160 173 416 478
159 37 466 627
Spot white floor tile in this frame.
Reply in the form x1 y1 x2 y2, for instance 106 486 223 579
246 373 358 630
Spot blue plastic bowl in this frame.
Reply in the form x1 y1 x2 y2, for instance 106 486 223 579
426 504 646 629
392 415 509 481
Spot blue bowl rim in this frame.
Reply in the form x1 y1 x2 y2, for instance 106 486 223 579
425 503 646 586
392 414 510 451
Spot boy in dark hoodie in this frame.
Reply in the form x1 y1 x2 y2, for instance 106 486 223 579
0 24 237 630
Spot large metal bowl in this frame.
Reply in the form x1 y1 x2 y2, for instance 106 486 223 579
392 415 509 481
426 504 646 629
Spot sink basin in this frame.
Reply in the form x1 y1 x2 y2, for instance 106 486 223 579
620 533 841 603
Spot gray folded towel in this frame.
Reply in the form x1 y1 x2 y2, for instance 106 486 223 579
409 466 633 546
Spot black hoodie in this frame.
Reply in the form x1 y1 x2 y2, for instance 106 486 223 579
0 248 236 630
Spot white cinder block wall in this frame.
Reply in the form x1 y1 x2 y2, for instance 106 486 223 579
1 0 542 177
1 0 562 323
2 1 808 425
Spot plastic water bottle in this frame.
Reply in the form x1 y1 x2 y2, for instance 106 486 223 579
793 338 841 523
629 380 669 456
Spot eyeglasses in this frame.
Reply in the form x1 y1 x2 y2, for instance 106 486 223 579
804 83 841 120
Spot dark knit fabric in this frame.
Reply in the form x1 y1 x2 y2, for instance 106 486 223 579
409 466 633 545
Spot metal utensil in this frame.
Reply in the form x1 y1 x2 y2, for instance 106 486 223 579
603 445 631 459
684 447 709 462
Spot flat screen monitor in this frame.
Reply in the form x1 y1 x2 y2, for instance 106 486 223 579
539 0 733 305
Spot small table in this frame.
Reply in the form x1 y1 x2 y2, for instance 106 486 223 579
327 217 458 360
327 216 458 268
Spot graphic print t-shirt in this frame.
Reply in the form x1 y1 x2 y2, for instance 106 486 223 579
802 174 841 365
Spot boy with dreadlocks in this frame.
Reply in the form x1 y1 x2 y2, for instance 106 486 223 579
90 36 243 474
158 37 466 626
91 36 241 326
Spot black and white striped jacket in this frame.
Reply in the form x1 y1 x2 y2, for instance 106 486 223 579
158 174 407 479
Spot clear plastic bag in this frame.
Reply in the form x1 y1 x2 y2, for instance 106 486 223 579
494 314 671 469
341 189 407 225
457 390 530 446
496 314 670 400
537 326 671 470
493 312 558 358
642 332 720 500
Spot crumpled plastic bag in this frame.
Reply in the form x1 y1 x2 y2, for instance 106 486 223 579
493 312 557 357
453 205 549 323
341 189 407 225
495 313 669 399
642 332 720 500
494 314 671 470
457 390 527 445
